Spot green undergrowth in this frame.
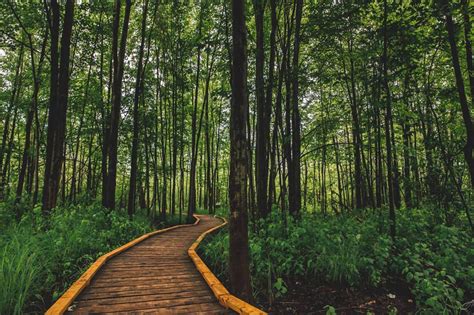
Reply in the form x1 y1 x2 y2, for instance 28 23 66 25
195 206 228 218
199 208 474 314
0 201 178 314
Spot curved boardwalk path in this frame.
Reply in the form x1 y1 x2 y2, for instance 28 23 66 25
67 215 232 314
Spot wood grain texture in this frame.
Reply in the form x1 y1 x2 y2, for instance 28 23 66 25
47 215 232 314
67 215 229 314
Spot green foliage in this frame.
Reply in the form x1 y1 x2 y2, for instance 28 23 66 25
324 305 337 315
392 209 473 314
0 226 44 315
0 202 153 314
201 208 473 314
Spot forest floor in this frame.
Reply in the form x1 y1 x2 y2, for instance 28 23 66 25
262 276 416 314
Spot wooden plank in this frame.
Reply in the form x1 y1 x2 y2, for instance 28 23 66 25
104 261 192 268
73 296 216 313
96 303 228 314
79 281 208 297
46 217 201 315
92 270 200 281
78 284 210 301
98 265 193 273
75 289 213 307
89 275 203 288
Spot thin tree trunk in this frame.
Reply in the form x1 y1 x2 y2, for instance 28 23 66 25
103 0 132 210
382 0 396 240
128 0 149 219
254 0 269 218
0 45 23 183
188 13 203 221
289 0 303 217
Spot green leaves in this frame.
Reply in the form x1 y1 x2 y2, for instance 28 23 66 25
393 209 473 313
273 277 287 297
324 305 337 315
202 208 472 313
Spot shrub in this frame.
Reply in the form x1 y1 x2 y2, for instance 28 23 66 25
0 202 154 313
201 208 473 314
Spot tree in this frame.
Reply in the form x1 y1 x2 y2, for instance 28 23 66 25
254 0 269 218
382 0 396 240
103 0 132 210
289 0 303 217
187 7 203 222
128 0 150 219
229 0 253 302
42 0 75 213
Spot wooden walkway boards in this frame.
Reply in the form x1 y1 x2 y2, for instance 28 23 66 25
65 215 231 314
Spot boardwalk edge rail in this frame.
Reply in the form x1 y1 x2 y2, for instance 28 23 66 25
188 216 267 315
45 216 202 315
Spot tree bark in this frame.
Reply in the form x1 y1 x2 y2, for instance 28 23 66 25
289 0 303 217
42 0 74 212
188 12 203 221
128 0 149 219
382 0 396 240
229 0 253 302
103 0 132 209
254 0 269 218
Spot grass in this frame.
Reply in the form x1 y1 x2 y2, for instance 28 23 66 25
0 200 181 314
0 227 44 315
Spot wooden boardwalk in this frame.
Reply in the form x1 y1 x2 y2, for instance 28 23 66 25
66 215 232 314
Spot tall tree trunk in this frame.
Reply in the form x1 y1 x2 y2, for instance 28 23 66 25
128 0 149 219
103 0 132 209
229 0 252 302
382 0 396 240
42 0 74 212
289 0 303 217
254 0 269 218
265 0 278 213
70 62 93 202
188 13 203 221
343 44 365 209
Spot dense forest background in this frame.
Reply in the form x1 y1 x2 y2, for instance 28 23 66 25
0 0 473 314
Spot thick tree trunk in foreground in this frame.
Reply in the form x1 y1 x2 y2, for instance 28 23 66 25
42 0 74 213
229 0 252 302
